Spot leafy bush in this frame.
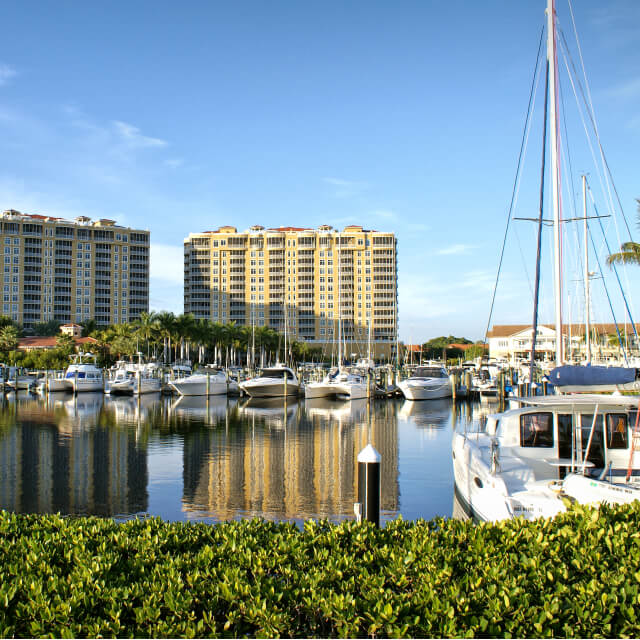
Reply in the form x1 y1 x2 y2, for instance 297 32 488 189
1 503 639 638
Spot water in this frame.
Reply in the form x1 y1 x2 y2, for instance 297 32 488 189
0 391 489 524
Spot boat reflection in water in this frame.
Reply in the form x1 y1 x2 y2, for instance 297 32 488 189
237 397 299 429
398 398 451 431
169 394 234 424
0 394 485 523
103 393 162 425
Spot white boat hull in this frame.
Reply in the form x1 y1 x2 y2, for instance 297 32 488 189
399 379 452 400
65 379 104 393
452 432 566 522
241 381 299 398
169 376 228 396
304 381 368 399
107 378 162 395
563 473 640 506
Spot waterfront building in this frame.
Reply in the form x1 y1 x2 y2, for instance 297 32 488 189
487 323 640 364
0 209 150 328
183 225 398 359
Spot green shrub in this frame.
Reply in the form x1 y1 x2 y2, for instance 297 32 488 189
1 503 639 638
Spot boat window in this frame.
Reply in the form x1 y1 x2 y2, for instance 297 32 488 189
606 413 628 450
520 412 554 448
557 414 573 460
77 372 86 379
262 369 294 380
415 367 446 378
580 414 605 469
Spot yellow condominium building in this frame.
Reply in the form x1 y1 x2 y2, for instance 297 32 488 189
184 224 397 359
1 209 149 329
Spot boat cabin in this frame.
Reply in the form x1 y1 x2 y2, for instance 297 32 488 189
413 366 448 379
261 368 297 381
486 396 638 479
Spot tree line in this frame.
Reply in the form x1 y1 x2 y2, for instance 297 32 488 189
0 312 326 370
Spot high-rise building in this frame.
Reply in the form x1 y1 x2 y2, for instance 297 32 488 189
184 224 397 359
1 209 149 328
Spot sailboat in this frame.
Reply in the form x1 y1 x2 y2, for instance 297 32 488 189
453 0 640 521
239 295 300 397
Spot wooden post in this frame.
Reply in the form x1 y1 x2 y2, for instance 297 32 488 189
206 372 210 396
283 370 288 397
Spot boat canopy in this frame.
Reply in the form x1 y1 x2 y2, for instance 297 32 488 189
549 365 638 388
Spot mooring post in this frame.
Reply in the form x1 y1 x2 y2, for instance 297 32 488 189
206 372 210 396
283 370 288 397
354 444 381 527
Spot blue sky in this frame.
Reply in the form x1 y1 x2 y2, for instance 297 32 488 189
1 0 638 342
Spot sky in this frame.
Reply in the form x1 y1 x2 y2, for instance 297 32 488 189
0 0 638 343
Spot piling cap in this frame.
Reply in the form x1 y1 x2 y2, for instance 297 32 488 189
357 443 381 463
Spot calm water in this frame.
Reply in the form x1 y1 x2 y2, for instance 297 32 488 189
0 391 489 524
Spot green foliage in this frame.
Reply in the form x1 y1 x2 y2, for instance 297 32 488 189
31 320 63 337
421 336 473 359
1 503 639 637
464 344 488 360
607 199 640 267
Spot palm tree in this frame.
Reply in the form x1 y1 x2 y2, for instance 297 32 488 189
134 311 157 357
607 200 640 266
174 313 196 361
154 311 176 364
0 325 20 353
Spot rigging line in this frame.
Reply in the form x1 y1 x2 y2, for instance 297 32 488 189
587 182 640 346
588 225 628 365
483 24 545 345
564 0 631 241
558 26 633 241
557 41 628 274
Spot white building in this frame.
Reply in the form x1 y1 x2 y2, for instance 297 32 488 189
487 323 640 364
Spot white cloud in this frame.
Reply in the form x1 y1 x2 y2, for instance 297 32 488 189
436 243 477 255
113 120 167 148
323 177 369 198
0 64 17 86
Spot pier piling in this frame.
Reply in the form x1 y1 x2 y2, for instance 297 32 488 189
355 444 381 527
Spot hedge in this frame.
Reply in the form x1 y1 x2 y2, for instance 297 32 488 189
1 503 639 638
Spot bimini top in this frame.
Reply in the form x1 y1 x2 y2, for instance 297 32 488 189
513 394 640 409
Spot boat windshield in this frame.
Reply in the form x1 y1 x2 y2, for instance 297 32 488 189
414 367 446 378
261 369 295 380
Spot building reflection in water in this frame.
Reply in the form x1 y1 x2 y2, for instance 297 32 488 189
0 392 148 516
181 397 399 522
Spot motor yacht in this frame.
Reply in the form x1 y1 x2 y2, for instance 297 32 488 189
168 370 231 396
398 366 452 400
452 394 640 522
36 371 68 393
64 353 104 393
239 366 299 398
304 368 369 399
106 366 162 395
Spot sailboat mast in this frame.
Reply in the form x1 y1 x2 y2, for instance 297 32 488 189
582 174 591 363
547 0 563 365
337 232 343 369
